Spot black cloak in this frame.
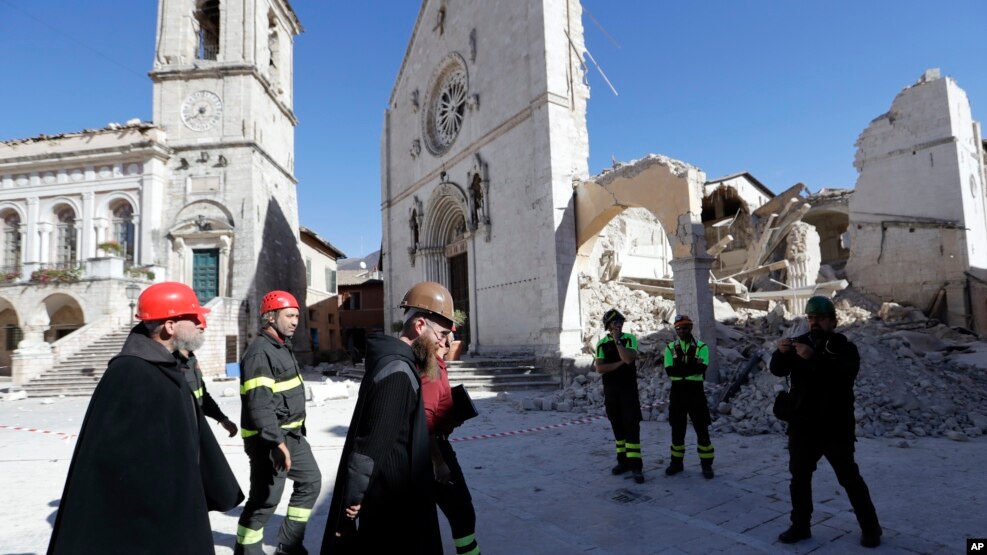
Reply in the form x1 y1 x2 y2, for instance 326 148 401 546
47 325 243 555
321 333 441 554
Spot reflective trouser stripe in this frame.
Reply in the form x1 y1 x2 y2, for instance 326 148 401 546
241 376 275 394
698 443 715 459
241 418 304 438
625 442 642 458
192 387 203 399
272 375 303 393
286 506 312 522
237 525 264 545
669 375 704 381
615 440 626 454
455 533 481 555
670 444 685 458
455 534 477 548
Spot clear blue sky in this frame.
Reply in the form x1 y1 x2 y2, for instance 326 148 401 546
1 1 985 260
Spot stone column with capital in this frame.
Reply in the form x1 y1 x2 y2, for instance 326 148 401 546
81 191 95 259
93 218 109 255
670 255 719 382
37 222 53 264
219 235 232 296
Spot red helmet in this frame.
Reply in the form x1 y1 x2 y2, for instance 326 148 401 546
261 290 299 313
135 282 211 321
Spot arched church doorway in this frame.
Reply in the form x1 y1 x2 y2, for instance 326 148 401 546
421 182 472 347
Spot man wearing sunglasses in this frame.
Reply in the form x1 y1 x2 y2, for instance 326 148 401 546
322 281 448 554
49 282 242 555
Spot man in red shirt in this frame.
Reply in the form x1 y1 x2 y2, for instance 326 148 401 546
423 330 481 555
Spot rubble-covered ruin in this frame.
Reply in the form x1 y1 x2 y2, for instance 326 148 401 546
540 70 987 442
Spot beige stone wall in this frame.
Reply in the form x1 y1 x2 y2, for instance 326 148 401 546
847 71 987 328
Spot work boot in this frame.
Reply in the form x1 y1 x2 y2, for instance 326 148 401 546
611 461 629 475
860 528 882 548
777 525 811 544
274 544 308 555
701 461 714 479
632 469 644 483
664 458 684 475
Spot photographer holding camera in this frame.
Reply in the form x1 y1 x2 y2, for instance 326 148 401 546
770 296 882 548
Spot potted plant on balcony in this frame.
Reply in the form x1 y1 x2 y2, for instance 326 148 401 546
97 241 124 257
30 266 82 284
0 269 21 284
126 265 156 281
447 309 468 361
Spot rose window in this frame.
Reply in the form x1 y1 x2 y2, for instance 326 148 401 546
424 57 469 155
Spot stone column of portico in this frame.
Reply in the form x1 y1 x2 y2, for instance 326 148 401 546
670 255 719 382
22 197 40 276
219 235 232 296
81 192 95 259
130 214 141 264
37 223 52 264
93 218 109 253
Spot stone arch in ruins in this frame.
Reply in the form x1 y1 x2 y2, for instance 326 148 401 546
573 155 719 376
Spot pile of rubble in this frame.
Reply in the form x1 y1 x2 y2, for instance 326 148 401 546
532 282 987 442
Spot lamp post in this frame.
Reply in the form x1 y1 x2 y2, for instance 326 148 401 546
125 283 142 327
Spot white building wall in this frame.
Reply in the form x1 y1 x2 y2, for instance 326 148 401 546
382 0 589 359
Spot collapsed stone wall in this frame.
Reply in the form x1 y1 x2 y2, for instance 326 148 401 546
533 281 987 442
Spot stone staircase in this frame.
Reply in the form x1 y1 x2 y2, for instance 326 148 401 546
21 326 131 397
445 357 559 392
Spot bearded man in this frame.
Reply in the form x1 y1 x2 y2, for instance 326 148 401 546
48 282 242 555
321 282 448 555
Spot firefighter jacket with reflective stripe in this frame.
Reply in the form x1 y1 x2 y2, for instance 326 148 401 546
664 339 709 382
177 351 228 423
596 333 639 388
239 331 306 445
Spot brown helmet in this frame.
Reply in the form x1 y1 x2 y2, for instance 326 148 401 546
400 281 455 323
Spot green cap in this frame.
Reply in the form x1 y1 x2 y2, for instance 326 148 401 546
804 296 836 316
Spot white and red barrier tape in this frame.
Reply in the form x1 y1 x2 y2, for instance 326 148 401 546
4 413 615 448
0 424 76 441
450 414 607 443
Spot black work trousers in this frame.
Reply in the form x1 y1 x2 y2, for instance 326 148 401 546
434 438 480 555
237 434 322 554
668 383 712 461
788 435 880 533
604 383 642 469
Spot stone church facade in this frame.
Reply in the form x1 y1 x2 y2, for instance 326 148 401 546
382 0 591 360
0 0 307 383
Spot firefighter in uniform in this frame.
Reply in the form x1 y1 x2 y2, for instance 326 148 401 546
663 315 715 479
595 308 644 483
235 291 321 555
176 314 238 437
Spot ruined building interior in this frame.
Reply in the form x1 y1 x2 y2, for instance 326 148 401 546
579 69 987 355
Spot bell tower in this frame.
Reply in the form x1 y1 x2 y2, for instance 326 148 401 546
149 0 306 346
